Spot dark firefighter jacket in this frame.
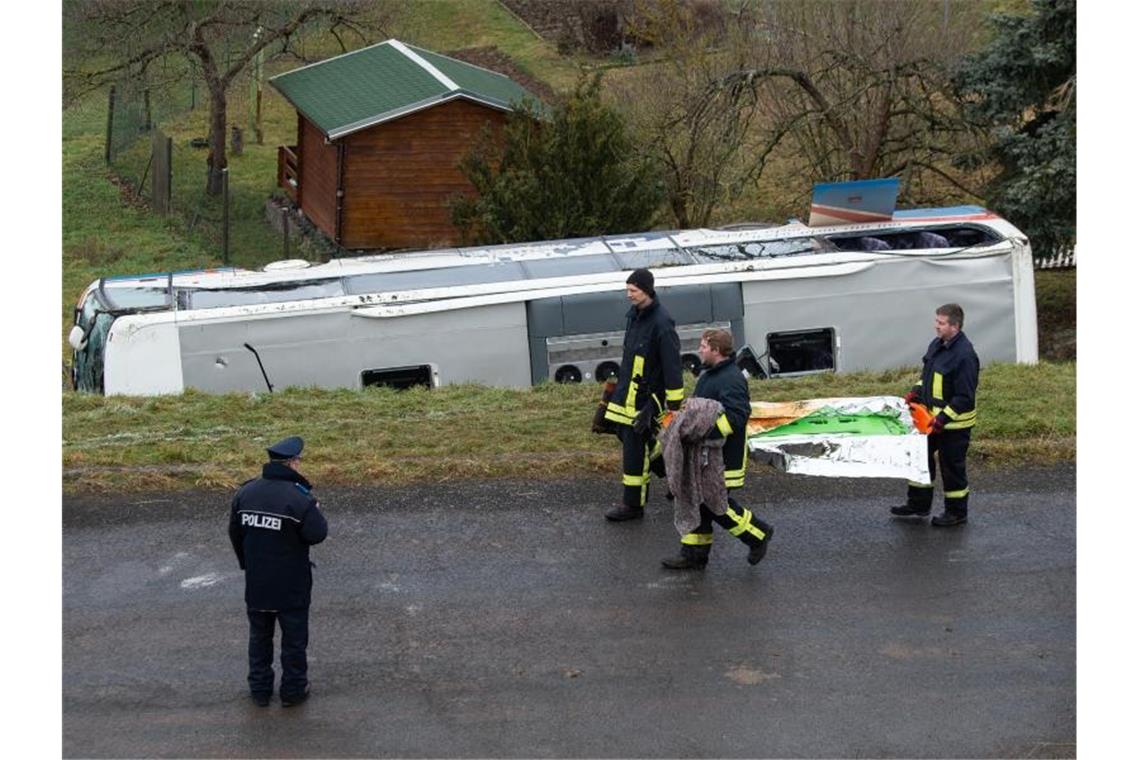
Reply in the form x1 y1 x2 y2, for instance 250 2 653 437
604 299 684 426
229 461 328 610
694 355 752 488
910 331 980 430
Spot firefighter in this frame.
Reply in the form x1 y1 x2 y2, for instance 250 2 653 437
602 268 685 521
892 303 980 527
661 328 774 569
229 436 328 707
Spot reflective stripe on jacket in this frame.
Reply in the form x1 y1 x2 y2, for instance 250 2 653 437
910 332 980 430
694 355 752 487
604 299 684 426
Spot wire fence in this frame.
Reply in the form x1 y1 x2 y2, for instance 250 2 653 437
96 55 334 270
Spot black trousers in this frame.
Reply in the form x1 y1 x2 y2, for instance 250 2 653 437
247 607 310 698
681 495 771 559
906 428 972 515
617 425 665 508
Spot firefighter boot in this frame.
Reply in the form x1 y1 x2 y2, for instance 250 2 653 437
891 485 933 517
932 487 968 527
931 510 967 527
661 541 710 570
932 495 968 527
605 503 644 522
747 520 775 565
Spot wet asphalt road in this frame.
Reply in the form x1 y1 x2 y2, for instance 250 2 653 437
63 465 1075 758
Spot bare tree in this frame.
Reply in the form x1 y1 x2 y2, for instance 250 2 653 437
616 0 992 225
616 0 774 228
64 0 396 195
723 0 992 207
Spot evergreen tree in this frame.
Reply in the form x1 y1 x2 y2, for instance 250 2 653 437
453 74 664 244
957 0 1076 257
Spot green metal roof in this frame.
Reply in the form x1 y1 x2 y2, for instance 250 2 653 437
269 39 540 140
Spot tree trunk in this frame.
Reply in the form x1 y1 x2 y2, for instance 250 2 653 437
205 87 228 196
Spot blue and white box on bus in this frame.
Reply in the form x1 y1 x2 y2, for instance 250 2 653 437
808 178 900 227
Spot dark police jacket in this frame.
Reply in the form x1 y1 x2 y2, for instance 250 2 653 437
694 355 752 486
911 331 980 431
604 299 684 426
229 462 328 610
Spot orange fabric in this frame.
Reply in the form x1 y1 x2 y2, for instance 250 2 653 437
908 401 934 434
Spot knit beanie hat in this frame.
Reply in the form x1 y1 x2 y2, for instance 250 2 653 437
626 268 655 298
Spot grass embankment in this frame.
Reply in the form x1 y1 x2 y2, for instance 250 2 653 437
62 361 1074 494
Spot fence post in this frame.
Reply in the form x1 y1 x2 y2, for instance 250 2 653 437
222 168 230 265
143 87 152 132
105 84 116 165
282 206 290 258
164 135 173 211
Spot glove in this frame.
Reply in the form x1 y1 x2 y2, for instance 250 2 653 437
904 390 920 404
591 381 618 435
591 403 617 435
632 403 660 437
666 398 683 412
928 414 946 435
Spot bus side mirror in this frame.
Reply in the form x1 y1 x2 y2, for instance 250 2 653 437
69 325 88 351
736 344 766 379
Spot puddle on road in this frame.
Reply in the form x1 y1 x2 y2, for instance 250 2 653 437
180 573 224 590
724 664 781 685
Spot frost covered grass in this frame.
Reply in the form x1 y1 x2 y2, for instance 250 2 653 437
63 361 1075 493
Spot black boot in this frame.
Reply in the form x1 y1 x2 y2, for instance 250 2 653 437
747 521 775 565
605 503 644 522
931 510 967 527
890 503 931 517
661 543 709 570
281 686 310 706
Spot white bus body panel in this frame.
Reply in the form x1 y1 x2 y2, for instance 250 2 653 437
176 301 531 392
104 316 184 395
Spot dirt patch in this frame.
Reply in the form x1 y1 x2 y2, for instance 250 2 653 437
445 46 559 105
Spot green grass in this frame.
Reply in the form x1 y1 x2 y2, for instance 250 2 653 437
62 361 1075 493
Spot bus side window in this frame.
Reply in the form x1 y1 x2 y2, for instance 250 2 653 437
767 328 835 375
361 365 435 390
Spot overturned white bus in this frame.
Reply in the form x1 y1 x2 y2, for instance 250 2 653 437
69 205 1037 396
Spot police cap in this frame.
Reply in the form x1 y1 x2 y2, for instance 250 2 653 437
266 436 304 460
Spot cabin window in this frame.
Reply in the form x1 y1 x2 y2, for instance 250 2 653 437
184 279 345 309
688 238 830 262
827 225 1000 252
99 285 170 311
614 247 696 269
767 328 835 375
361 365 434 390
346 262 526 295
522 254 617 279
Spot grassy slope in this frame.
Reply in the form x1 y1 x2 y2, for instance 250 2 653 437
61 1 1075 493
63 361 1075 493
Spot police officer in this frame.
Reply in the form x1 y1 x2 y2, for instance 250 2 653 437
229 436 328 707
603 268 685 521
892 303 979 526
662 328 774 569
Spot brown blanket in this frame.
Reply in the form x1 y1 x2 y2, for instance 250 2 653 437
659 397 728 536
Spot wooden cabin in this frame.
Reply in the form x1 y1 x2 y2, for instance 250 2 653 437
270 39 540 250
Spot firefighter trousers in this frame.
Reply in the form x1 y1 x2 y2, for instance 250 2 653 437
906 428 971 516
679 494 772 561
617 425 666 508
